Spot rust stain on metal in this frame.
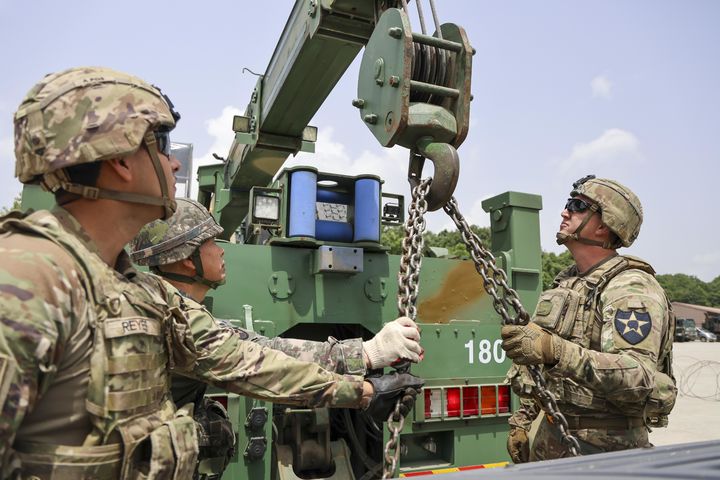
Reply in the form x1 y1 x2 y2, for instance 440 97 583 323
418 261 485 323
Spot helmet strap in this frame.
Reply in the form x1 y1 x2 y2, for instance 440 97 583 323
556 204 613 249
41 131 177 219
151 248 224 290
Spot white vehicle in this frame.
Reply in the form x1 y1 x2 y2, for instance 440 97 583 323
696 326 717 342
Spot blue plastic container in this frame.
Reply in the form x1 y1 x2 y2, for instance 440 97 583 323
288 169 317 238
353 177 380 242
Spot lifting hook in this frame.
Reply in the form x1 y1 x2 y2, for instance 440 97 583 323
408 136 459 211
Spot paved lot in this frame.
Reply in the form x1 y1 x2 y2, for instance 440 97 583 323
650 341 720 446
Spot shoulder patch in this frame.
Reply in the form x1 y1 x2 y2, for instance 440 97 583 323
614 309 652 345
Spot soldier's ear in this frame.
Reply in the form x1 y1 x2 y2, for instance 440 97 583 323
596 223 613 241
102 157 133 183
180 257 196 273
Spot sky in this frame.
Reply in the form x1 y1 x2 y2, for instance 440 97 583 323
0 0 718 280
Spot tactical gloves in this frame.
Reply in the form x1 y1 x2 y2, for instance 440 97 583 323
364 372 425 424
501 323 563 366
507 427 530 464
363 317 423 369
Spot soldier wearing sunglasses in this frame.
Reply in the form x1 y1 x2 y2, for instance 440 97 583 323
502 175 676 462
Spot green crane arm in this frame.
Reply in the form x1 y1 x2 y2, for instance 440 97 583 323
206 0 383 238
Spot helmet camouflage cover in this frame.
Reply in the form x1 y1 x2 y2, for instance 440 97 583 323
571 175 643 247
131 198 223 267
14 66 177 184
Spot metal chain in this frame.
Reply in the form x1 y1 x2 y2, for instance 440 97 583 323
381 178 432 479
443 196 582 457
397 178 432 319
382 401 405 479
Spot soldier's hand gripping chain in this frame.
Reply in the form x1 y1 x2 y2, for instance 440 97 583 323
507 427 530 464
364 372 425 424
363 317 424 369
501 323 564 366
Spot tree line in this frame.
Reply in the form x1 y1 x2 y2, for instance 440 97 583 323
382 225 720 308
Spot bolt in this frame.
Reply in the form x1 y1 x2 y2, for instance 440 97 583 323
471 47 477 55
388 27 402 39
364 114 378 124
470 94 474 101
389 76 400 87
351 98 365 108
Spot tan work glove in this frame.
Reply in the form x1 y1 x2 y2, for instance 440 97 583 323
500 323 563 366
363 317 423 369
507 427 530 463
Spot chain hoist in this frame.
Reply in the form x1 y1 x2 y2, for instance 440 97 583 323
382 178 432 479
443 197 582 457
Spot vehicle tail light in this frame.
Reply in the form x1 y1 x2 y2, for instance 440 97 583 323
498 385 511 413
480 386 497 415
462 386 479 416
424 388 442 419
423 385 510 419
210 395 228 410
446 388 461 417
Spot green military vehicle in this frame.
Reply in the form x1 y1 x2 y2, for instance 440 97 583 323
19 1 567 478
674 318 697 342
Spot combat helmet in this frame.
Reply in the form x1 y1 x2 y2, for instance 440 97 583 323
557 174 643 248
14 66 180 218
130 198 225 288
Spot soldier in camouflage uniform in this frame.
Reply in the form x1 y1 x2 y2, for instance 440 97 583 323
0 66 422 479
502 175 676 462
129 198 424 478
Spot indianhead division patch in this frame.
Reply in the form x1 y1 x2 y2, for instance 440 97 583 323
614 310 652 345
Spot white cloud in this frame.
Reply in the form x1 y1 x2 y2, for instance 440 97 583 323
288 127 408 196
591 75 613 99
187 109 412 210
559 128 642 172
193 105 244 168
187 105 243 197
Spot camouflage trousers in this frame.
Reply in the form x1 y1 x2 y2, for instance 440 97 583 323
530 416 651 461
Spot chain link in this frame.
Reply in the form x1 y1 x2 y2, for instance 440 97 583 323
382 402 405 479
443 196 581 457
381 178 432 479
397 178 432 319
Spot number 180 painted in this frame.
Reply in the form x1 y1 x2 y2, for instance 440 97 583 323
464 339 506 364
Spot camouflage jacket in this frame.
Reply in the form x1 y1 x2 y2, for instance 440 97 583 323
170 287 366 406
509 254 676 430
0 208 364 478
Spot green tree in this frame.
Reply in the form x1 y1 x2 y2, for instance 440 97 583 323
380 224 491 258
380 225 404 255
541 251 574 289
656 273 714 306
0 193 22 216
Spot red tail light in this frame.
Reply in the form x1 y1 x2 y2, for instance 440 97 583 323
462 386 479 416
446 388 461 417
498 385 511 413
424 389 432 419
480 386 497 415
211 395 228 410
422 385 511 420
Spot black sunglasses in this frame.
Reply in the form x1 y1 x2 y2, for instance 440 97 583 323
153 130 172 157
564 198 594 213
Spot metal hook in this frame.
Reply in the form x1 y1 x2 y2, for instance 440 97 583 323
408 136 459 211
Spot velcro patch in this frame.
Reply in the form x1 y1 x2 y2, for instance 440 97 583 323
613 310 652 345
105 317 162 338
